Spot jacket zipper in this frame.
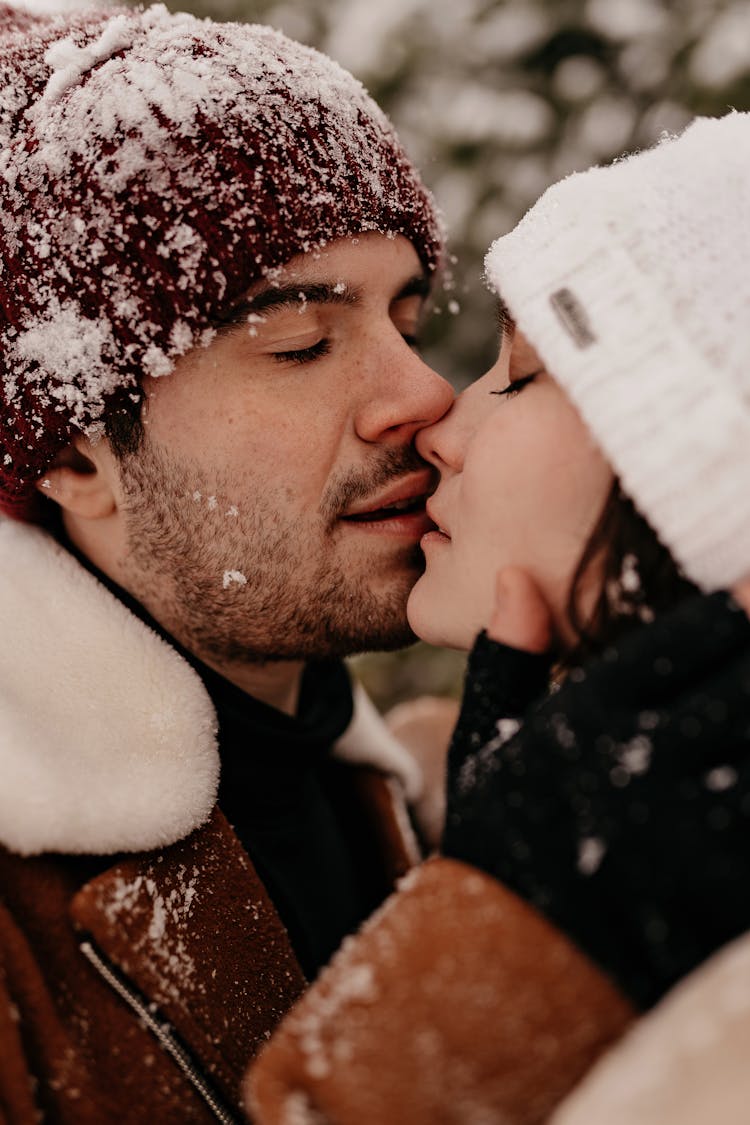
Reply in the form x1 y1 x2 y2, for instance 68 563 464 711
79 940 243 1125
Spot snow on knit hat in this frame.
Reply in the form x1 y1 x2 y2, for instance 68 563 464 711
484 112 750 593
0 2 442 521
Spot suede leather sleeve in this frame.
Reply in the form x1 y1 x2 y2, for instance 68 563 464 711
245 856 634 1125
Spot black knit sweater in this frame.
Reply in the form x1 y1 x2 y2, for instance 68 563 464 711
443 591 750 1009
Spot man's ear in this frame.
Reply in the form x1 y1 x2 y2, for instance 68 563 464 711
36 435 119 519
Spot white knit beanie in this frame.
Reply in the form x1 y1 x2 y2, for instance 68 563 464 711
484 112 750 592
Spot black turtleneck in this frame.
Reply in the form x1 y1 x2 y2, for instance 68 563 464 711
59 529 384 980
206 656 382 980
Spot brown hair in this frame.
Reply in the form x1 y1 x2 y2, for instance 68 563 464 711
104 392 146 459
563 479 697 667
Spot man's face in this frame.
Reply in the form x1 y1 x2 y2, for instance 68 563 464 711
114 233 454 663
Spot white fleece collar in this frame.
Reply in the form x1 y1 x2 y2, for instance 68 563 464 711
0 520 421 857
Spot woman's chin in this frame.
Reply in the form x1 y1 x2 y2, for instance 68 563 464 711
407 576 475 652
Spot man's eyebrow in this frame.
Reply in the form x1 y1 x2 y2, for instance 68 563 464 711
212 272 431 337
496 296 516 341
212 282 362 335
394 273 431 302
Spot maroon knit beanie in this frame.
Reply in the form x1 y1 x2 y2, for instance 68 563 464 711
0 2 442 521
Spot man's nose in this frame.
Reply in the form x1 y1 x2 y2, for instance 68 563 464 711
354 339 454 445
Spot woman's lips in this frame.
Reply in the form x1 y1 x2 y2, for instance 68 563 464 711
424 500 451 543
420 527 451 547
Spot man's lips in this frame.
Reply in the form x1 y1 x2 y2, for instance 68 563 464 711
339 470 435 536
340 470 435 521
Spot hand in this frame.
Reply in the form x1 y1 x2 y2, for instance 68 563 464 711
444 570 554 787
731 577 750 618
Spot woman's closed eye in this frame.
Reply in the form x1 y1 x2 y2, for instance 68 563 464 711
490 370 542 398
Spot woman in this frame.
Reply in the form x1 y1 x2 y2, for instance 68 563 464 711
247 111 750 1124
409 110 750 1017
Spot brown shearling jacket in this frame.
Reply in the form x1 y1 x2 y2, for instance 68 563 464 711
0 519 423 1124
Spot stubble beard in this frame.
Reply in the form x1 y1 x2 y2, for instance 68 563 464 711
115 439 425 664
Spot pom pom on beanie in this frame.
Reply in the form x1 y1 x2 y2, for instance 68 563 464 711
0 2 442 520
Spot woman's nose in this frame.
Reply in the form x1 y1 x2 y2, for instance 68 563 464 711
416 384 477 472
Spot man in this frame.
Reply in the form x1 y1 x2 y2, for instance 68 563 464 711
0 3 453 1121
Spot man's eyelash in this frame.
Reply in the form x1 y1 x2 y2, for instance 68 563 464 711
272 339 331 365
490 371 541 398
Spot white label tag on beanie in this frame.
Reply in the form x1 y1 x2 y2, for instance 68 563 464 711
549 288 596 349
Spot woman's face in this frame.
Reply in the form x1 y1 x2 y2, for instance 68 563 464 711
408 322 614 651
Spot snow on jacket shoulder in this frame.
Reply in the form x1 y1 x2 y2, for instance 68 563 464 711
0 518 422 1123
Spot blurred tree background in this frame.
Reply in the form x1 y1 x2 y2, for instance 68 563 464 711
175 0 750 710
